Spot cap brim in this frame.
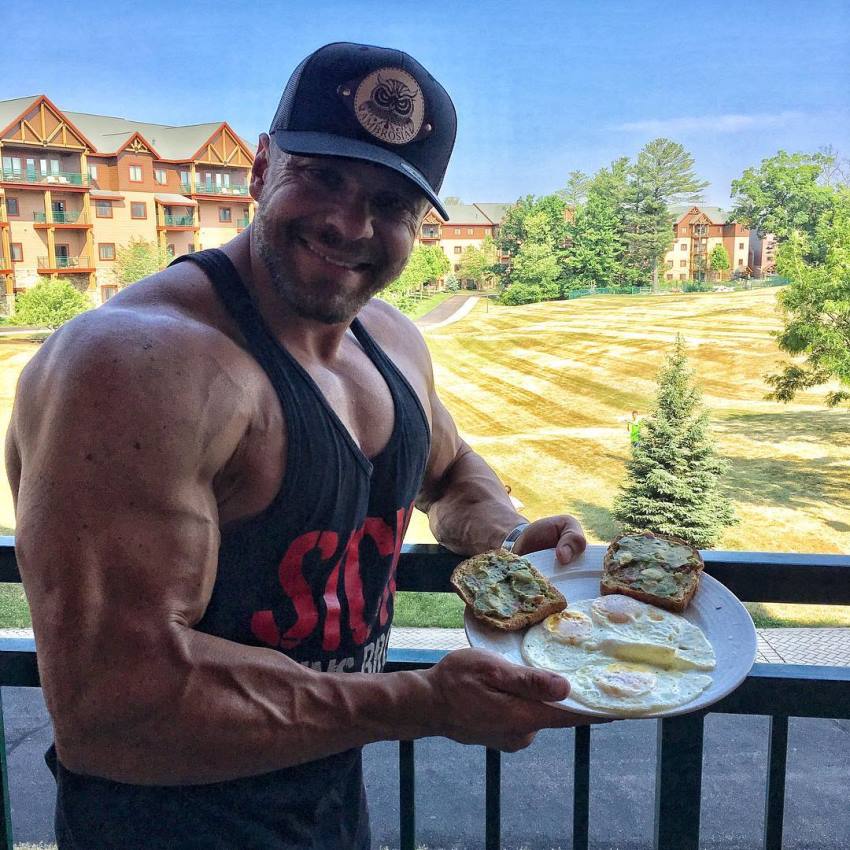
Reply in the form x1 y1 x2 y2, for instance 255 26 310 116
271 130 449 221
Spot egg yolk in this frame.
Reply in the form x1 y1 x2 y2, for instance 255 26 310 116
595 666 658 698
544 610 593 644
593 594 643 624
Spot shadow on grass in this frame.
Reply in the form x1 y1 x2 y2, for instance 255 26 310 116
721 454 849 511
571 500 620 542
716 409 850 448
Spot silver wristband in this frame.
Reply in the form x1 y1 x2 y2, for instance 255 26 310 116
501 522 530 552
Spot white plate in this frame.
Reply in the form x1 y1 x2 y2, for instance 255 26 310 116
463 545 758 719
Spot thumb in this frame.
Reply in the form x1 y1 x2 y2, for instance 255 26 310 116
496 664 570 702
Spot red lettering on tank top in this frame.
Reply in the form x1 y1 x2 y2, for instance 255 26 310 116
341 527 370 647
250 530 338 649
321 550 344 652
378 503 414 626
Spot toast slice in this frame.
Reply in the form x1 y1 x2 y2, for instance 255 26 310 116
451 549 567 631
601 531 704 614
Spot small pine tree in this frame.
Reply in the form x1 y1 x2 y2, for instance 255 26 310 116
612 336 736 548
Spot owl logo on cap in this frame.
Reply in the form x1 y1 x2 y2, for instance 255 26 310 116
354 68 425 145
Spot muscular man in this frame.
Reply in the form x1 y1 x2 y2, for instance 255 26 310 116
8 43 590 848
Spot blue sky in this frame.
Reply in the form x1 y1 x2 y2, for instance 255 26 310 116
6 0 849 207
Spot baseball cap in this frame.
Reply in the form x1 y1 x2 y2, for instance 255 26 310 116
269 42 456 220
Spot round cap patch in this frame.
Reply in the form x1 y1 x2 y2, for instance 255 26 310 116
354 67 425 146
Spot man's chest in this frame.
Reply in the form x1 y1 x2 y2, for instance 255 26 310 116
215 336 429 525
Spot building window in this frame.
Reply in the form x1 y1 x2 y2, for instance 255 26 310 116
129 165 143 182
679 274 686 280
666 274 673 281
167 244 175 257
453 263 460 271
180 171 191 189
88 164 98 181
453 228 461 235
679 227 686 235
454 246 463 254
11 243 23 262
218 207 232 223
95 200 113 218
188 244 195 253
131 202 147 219
680 260 687 267
739 242 744 249
680 243 687 251
738 258 744 266
98 243 116 261
101 285 118 301
467 228 474 235
155 168 167 185
666 260 673 268
6 198 19 216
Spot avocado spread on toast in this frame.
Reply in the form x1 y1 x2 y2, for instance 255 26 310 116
609 534 701 599
458 553 548 619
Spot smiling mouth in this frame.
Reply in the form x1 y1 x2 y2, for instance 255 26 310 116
298 238 370 272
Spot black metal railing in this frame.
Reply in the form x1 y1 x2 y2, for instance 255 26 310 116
0 538 848 850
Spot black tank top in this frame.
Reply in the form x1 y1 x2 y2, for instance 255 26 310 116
47 249 431 849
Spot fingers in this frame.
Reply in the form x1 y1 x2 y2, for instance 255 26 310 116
491 661 570 703
513 515 587 565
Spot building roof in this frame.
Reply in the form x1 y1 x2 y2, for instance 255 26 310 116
473 202 513 224
0 96 39 135
439 202 492 224
669 204 731 225
0 96 255 161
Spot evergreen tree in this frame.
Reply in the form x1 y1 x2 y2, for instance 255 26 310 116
612 336 736 548
564 190 625 289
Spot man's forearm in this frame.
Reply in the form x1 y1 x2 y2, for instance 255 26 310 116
420 446 526 555
56 627 436 785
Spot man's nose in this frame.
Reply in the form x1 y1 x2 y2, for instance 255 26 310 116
324 192 375 243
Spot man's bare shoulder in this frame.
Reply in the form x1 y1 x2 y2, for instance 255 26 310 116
360 298 432 373
12 266 256 458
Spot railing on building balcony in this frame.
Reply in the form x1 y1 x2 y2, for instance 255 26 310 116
0 540 846 850
37 255 91 270
192 183 250 196
33 210 86 224
163 214 195 226
0 169 88 187
237 216 250 228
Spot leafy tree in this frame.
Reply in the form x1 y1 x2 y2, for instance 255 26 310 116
765 189 850 407
115 238 171 287
384 245 450 308
457 236 500 289
564 189 625 289
501 241 562 304
613 336 736 548
558 170 590 207
709 244 730 280
729 151 837 257
11 277 91 329
626 139 708 291
496 195 569 266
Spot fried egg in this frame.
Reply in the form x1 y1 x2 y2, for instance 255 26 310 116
569 662 712 715
520 594 716 715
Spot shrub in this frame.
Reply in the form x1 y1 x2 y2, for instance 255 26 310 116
11 277 91 330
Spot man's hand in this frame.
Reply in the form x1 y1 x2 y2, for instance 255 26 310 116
513 515 587 565
423 648 596 752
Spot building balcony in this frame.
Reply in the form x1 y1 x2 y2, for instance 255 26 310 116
191 183 250 197
237 216 250 229
1 169 89 189
162 214 195 227
33 210 89 226
0 256 10 273
37 255 93 273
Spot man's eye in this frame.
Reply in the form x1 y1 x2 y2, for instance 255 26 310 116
307 168 343 190
374 194 413 216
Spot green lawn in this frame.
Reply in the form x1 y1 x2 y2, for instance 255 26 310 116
399 291 455 321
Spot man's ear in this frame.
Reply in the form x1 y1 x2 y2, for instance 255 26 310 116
250 134 272 202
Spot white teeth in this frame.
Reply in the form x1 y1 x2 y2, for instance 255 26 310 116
302 240 361 270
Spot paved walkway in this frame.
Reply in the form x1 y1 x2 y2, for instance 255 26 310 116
389 626 850 666
415 294 478 329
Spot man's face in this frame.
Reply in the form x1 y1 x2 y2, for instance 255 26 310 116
252 145 428 324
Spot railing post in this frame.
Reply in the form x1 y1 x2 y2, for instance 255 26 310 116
399 740 415 850
0 692 14 850
654 713 705 850
764 715 789 850
572 725 591 850
485 747 501 850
